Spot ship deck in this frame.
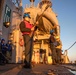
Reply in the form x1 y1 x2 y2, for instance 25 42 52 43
0 64 76 75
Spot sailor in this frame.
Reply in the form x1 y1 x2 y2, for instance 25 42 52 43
19 13 38 68
49 30 57 64
0 39 7 64
6 40 12 60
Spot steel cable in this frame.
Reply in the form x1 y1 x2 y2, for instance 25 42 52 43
67 41 76 50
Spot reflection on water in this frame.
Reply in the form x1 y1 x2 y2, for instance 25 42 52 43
68 69 76 75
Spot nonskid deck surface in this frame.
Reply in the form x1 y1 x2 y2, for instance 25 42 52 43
0 64 75 75
0 64 21 74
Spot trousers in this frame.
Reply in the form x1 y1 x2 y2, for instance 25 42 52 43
23 34 33 64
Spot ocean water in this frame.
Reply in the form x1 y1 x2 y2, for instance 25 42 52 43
68 69 76 75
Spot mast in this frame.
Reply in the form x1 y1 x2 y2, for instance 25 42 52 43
12 0 22 7
19 0 22 7
29 0 35 7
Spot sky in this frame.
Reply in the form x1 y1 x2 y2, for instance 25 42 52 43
22 0 76 62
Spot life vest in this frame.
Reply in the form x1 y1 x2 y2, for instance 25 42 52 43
22 21 33 35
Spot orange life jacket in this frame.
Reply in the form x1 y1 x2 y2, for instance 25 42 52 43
22 21 33 35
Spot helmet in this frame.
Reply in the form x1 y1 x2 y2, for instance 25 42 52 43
50 30 54 34
1 38 5 41
8 40 11 42
23 13 30 18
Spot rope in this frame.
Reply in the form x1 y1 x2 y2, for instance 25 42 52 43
67 41 76 50
29 4 50 37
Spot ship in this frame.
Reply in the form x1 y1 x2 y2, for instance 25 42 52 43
0 0 70 64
